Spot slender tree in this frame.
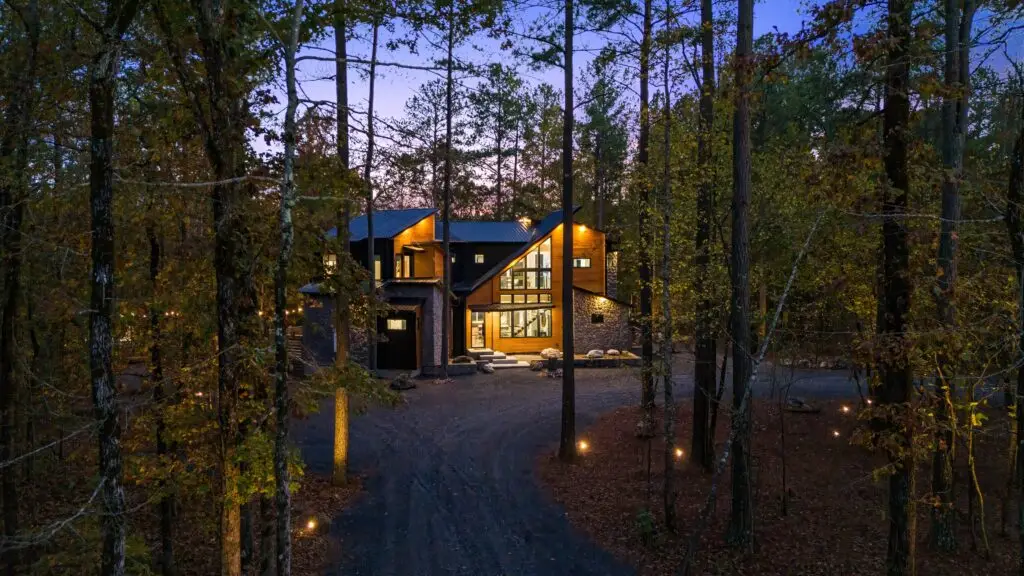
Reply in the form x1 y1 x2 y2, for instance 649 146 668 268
660 0 675 530
726 0 753 549
365 19 380 374
274 3 305 574
0 1 38 572
637 0 655 435
332 0 352 488
931 0 975 551
558 0 577 463
691 0 716 472
441 3 455 378
87 0 144 573
879 0 914 573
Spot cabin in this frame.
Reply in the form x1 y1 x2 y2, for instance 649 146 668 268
301 207 632 374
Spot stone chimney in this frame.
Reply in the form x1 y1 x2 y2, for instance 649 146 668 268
605 250 619 299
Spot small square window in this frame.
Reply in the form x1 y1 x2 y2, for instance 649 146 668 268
573 258 592 268
526 294 538 303
451 254 456 263
591 313 604 324
474 254 485 264
386 318 407 330
323 253 337 272
500 295 512 303
513 294 526 304
539 294 552 303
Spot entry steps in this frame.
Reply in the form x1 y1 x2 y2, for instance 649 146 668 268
466 348 530 369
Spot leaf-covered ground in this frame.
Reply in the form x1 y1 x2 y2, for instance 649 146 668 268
539 400 1018 575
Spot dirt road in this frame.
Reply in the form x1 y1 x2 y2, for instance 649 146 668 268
295 363 855 576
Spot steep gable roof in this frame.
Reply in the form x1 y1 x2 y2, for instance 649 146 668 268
456 206 582 293
434 220 532 243
327 208 436 241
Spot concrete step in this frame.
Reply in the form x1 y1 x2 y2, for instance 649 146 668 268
467 348 494 360
491 361 531 369
479 354 507 362
489 356 521 365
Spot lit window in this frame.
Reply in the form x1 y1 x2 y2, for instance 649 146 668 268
573 258 592 268
499 309 551 338
539 294 552 303
374 255 381 281
500 238 551 290
500 295 512 303
475 254 485 264
323 253 337 273
451 254 456 263
513 294 525 304
386 318 407 330
526 294 538 303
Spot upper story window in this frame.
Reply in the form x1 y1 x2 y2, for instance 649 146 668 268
323 253 337 273
500 238 551 290
573 257 591 268
475 254 485 264
374 255 382 282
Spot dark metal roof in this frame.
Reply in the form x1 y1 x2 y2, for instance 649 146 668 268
434 220 533 243
327 208 436 241
468 303 556 312
461 206 582 294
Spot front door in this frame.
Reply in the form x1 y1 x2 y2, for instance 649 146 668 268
470 312 486 349
378 311 418 370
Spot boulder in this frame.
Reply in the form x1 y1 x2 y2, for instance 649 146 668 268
797 358 812 369
785 397 820 414
605 349 621 356
586 349 604 359
529 360 545 371
819 361 829 369
480 363 495 374
451 355 475 364
389 373 416 391
540 347 562 360
546 368 563 378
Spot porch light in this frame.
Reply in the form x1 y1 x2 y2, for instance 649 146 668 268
578 224 586 233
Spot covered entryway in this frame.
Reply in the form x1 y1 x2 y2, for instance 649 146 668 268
378 308 419 370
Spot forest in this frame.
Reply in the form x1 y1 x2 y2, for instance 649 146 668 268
1 0 1023 574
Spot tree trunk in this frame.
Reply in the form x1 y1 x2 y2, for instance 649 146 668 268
930 0 974 552
726 0 754 550
441 8 455 378
364 20 380 374
558 0 577 463
880 1 914 573
88 1 142 571
1004 63 1024 576
496 112 504 219
0 3 38 571
148 222 177 576
332 0 352 488
660 0 676 530
691 0 716 472
512 121 520 218
637 0 655 429
275 2 304 575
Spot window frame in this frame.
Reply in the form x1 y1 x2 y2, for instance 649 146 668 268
499 308 552 338
386 318 407 330
499 238 552 290
573 257 592 268
474 253 485 264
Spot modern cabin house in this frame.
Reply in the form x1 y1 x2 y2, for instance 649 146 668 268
301 207 632 374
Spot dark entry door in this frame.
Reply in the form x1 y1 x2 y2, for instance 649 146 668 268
378 311 418 370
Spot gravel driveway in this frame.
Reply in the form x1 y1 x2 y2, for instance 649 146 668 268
294 359 857 576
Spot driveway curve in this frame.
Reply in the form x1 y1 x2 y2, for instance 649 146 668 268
295 362 855 576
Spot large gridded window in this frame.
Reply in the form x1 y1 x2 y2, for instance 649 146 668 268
500 238 551 290
499 309 552 338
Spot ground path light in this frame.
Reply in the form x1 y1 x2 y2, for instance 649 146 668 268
577 440 589 453
832 430 841 438
841 405 850 414
674 447 684 459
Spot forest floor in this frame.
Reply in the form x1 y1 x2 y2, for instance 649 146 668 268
539 399 1018 576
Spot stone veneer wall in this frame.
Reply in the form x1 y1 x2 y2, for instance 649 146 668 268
573 288 632 353
605 251 619 300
